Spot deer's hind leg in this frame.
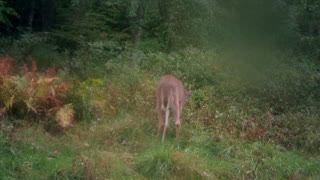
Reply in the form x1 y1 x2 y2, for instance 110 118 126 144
162 105 170 142
173 100 181 140
157 108 165 137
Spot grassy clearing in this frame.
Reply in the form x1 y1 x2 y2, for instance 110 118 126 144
1 113 319 179
1 43 320 179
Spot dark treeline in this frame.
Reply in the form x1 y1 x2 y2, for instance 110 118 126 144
0 0 319 56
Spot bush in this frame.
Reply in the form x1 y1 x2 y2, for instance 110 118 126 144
0 56 74 128
107 48 218 88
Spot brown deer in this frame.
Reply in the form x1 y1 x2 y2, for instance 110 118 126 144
156 75 192 142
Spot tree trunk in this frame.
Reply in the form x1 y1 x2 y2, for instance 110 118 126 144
158 0 169 20
39 0 56 31
158 0 173 51
133 0 145 47
28 0 35 32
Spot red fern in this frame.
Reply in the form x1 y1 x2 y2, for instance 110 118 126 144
24 64 31 85
31 60 37 82
1 59 74 127
39 94 63 112
0 55 15 82
57 82 70 91
45 67 57 78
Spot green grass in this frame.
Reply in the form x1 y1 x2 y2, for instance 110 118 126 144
0 128 75 179
1 115 319 179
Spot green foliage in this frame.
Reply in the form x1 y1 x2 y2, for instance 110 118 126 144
104 65 156 116
0 33 69 68
54 0 130 44
70 78 108 121
0 0 319 55
107 48 217 88
0 0 18 26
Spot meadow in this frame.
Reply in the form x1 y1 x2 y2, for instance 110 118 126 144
1 44 319 179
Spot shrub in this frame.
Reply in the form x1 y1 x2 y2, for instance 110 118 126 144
71 78 109 121
0 56 74 127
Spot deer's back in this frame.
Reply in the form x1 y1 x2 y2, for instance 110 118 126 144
157 75 185 103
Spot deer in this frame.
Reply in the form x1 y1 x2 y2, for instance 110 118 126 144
156 75 192 142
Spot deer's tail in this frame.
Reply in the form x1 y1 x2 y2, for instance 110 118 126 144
162 90 173 142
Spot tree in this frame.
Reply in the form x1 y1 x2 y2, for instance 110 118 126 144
0 0 18 34
130 0 146 47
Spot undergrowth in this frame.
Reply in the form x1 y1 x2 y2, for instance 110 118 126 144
0 56 74 128
0 38 320 179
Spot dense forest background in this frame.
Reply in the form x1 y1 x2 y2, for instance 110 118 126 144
1 0 320 179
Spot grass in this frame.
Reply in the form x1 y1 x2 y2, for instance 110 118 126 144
1 113 319 179
1 43 320 179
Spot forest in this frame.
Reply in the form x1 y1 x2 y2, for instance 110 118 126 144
0 0 320 179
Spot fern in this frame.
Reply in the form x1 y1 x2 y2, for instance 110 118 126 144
3 95 14 112
12 75 27 90
0 57 74 128
55 104 75 128
0 55 14 76
24 99 37 113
